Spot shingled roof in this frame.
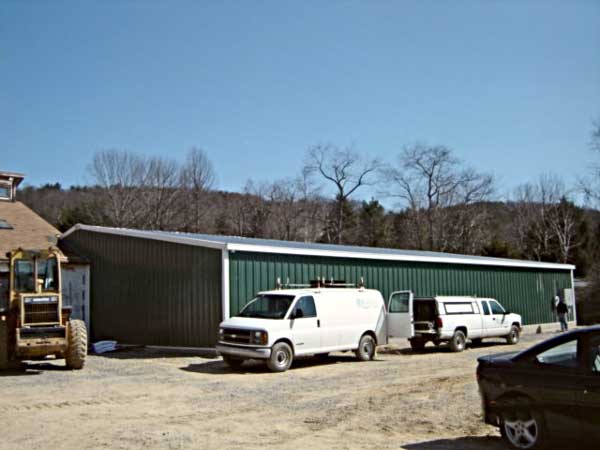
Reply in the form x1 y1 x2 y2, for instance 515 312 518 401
0 201 60 260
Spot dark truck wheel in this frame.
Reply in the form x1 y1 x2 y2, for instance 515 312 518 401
222 355 244 370
501 409 546 450
66 320 87 370
409 338 426 352
0 319 9 370
449 330 466 352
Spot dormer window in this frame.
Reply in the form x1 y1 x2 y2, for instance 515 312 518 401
0 171 24 202
0 183 11 201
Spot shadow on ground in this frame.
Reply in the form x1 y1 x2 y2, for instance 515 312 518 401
404 436 598 450
403 436 504 450
180 354 381 375
379 340 510 356
0 360 67 376
94 347 218 360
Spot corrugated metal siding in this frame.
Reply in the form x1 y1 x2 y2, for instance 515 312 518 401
61 230 222 347
229 252 572 325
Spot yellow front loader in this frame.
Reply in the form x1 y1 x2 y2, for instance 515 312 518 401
0 248 87 370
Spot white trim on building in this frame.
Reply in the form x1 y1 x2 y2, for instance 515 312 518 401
61 224 576 272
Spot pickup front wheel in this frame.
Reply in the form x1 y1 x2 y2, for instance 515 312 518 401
449 330 466 352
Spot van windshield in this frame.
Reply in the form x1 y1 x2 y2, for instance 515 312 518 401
237 294 295 319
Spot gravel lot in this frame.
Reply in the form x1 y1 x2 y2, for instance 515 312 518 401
0 328 561 450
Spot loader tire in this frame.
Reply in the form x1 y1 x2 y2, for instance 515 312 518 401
0 319 8 370
66 320 87 370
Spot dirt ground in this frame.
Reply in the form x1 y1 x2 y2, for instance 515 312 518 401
0 329 561 450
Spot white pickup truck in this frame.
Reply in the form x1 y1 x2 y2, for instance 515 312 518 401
387 292 522 352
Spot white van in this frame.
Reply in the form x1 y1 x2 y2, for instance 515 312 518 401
387 291 522 352
216 287 387 372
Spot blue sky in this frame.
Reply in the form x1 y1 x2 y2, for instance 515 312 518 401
2 0 599 205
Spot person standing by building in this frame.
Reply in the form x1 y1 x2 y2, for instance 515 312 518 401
556 298 569 332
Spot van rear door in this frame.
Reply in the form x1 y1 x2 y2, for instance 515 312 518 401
387 291 414 338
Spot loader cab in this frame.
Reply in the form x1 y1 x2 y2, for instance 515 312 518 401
9 249 64 326
12 251 60 294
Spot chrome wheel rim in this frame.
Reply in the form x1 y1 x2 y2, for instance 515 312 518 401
275 350 289 367
504 416 538 449
455 336 464 350
362 339 373 357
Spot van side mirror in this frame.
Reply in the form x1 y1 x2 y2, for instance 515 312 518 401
291 308 304 319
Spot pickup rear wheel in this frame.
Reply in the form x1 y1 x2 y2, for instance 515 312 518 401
506 325 521 345
409 338 426 352
355 334 376 361
267 342 293 372
449 330 466 352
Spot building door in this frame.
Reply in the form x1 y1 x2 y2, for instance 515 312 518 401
61 265 90 330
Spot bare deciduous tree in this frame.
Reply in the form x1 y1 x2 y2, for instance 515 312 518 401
88 149 146 227
580 120 600 207
305 144 379 244
383 144 494 252
511 174 582 263
140 156 181 230
180 148 216 233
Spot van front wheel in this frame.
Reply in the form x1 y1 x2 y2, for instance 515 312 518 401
355 334 376 361
267 342 293 372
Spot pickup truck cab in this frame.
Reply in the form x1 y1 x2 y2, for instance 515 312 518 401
216 287 387 372
387 292 522 352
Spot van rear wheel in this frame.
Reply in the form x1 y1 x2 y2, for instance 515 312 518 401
355 334 376 361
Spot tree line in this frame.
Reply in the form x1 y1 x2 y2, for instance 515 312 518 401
19 123 600 280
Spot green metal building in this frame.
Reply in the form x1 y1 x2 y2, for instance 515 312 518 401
60 224 576 348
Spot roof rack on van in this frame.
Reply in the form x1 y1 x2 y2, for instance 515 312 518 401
275 276 365 290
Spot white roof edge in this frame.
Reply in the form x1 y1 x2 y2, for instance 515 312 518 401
60 224 575 271
226 243 575 271
60 224 227 250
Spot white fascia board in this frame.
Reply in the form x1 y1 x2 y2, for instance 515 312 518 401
227 243 575 271
60 224 226 250
60 224 575 271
